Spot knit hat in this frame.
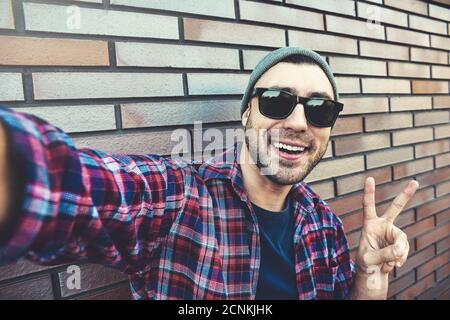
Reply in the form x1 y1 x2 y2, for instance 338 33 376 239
240 47 339 115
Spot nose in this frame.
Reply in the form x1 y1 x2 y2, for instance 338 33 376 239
282 103 308 132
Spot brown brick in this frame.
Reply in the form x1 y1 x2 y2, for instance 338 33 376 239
396 210 416 228
183 18 285 47
0 275 54 300
432 66 450 80
409 15 447 35
412 81 449 94
393 157 434 179
437 237 450 255
415 140 450 158
417 195 450 220
331 116 363 136
396 246 434 278
436 265 450 283
58 264 127 298
436 152 450 168
417 276 450 300
433 95 450 109
347 230 362 250
339 97 389 115
81 285 131 300
388 271 415 298
308 181 334 200
410 47 448 64
435 124 450 139
366 146 414 169
417 223 450 250
388 62 430 78
384 0 427 15
304 155 365 183
334 133 390 156
415 167 450 189
328 192 364 216
362 78 411 94
329 57 387 76
341 211 363 233
359 41 409 61
436 210 450 226
404 187 435 211
335 77 361 94
430 34 450 51
404 217 434 239
436 181 450 198
365 113 413 132
336 167 392 196
392 128 433 146
397 274 435 300
415 111 449 126
0 36 109 66
390 96 432 112
289 30 357 55
386 27 430 47
374 180 409 203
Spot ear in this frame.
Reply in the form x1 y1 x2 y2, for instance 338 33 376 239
241 103 251 127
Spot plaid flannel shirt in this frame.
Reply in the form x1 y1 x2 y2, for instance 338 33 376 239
0 106 355 300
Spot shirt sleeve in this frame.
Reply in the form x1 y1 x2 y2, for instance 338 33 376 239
333 220 356 300
0 105 190 274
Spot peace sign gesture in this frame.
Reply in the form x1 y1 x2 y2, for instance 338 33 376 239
352 177 419 299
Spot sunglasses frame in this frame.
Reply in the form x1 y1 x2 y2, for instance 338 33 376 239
251 87 344 128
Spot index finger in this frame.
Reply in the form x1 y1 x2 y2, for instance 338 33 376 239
383 180 419 222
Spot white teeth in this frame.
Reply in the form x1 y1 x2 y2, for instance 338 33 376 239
273 142 305 152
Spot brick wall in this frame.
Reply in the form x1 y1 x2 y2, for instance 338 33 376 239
0 0 448 300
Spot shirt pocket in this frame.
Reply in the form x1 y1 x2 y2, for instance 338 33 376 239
312 258 339 300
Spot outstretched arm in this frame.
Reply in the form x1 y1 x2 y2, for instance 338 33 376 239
0 106 189 274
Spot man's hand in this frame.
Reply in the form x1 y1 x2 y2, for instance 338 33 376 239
0 121 9 226
351 177 419 299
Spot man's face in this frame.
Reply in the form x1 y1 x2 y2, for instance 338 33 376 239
242 62 335 185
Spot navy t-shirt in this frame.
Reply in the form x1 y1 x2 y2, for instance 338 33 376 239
252 195 298 300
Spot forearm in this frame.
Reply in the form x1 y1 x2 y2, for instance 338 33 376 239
350 266 389 300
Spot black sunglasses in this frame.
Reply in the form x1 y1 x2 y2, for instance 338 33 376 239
251 87 344 128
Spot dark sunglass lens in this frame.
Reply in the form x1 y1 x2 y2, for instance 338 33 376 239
259 90 294 119
304 99 337 127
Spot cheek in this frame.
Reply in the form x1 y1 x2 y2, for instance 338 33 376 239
310 127 330 146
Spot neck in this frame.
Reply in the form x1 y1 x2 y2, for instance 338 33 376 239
239 143 292 212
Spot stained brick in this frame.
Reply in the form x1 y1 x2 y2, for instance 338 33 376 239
412 81 449 94
239 0 324 30
329 57 386 76
409 15 447 35
388 62 430 79
415 140 450 158
359 41 409 61
286 0 355 16
33 72 184 100
24 3 179 39
13 105 116 133
110 0 235 18
336 167 392 196
392 127 433 146
366 146 414 169
339 97 388 115
0 0 14 29
390 96 432 112
415 111 449 126
410 47 448 64
187 73 249 95
365 113 413 132
116 42 240 69
121 100 241 128
386 27 430 47
393 157 434 179
0 73 24 101
331 116 363 136
0 36 109 66
288 30 358 55
304 155 365 183
184 18 285 47
362 78 411 94
334 133 390 156
326 15 385 40
357 2 408 27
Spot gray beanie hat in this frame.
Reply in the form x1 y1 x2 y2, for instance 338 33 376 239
240 47 339 115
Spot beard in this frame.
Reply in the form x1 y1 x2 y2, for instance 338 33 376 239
244 116 328 185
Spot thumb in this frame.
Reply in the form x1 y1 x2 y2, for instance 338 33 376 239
363 243 405 266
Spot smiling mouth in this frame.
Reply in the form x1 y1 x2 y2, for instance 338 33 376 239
270 141 310 161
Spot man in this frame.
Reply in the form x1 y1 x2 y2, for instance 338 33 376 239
0 47 417 300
